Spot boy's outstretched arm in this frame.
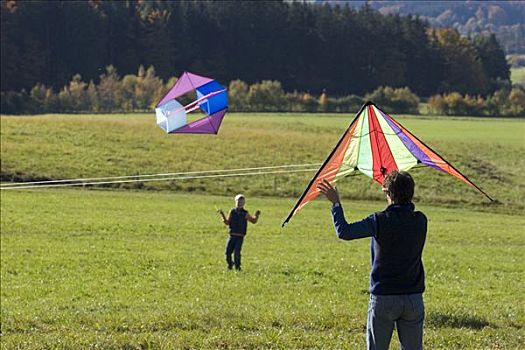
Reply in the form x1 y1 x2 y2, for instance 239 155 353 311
218 209 230 225
246 210 261 224
317 180 376 240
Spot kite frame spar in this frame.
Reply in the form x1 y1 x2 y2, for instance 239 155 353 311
282 101 494 227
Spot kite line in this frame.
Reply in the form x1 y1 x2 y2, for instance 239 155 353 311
0 163 322 190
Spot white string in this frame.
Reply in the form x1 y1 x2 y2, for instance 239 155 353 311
0 167 320 190
1 163 322 187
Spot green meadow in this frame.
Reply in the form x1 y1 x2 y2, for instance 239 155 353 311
1 190 524 349
1 113 524 210
1 113 524 348
511 67 525 86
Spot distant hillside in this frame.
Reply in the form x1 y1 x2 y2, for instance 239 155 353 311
321 1 525 54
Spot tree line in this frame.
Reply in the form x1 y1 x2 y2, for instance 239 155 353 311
1 64 523 117
1 0 512 100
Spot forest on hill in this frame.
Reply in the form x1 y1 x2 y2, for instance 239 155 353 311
1 0 511 100
327 1 525 54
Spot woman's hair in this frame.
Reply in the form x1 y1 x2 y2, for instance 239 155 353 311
235 194 245 201
382 170 415 204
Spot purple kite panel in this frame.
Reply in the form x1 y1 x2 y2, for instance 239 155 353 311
169 109 227 134
157 72 214 107
208 109 227 133
380 110 443 172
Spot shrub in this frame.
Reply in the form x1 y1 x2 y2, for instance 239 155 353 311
442 92 465 115
86 80 100 112
427 87 525 117
428 92 485 116
328 95 364 113
247 80 285 112
141 66 164 110
462 95 485 116
30 83 58 113
318 91 328 112
97 66 122 112
58 74 89 112
299 92 318 112
228 80 249 112
427 95 447 115
365 86 419 114
120 74 138 111
485 89 508 116
283 91 307 112
505 87 525 116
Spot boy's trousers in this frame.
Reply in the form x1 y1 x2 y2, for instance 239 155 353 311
225 235 244 269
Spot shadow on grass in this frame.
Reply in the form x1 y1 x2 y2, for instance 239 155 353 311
427 311 490 330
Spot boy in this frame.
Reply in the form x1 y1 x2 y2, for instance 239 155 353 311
218 194 260 271
317 171 427 350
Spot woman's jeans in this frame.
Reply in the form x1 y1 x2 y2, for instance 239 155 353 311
367 293 424 350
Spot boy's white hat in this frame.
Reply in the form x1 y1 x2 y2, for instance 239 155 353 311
235 194 245 201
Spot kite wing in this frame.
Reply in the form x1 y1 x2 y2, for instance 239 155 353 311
155 72 228 134
282 101 493 227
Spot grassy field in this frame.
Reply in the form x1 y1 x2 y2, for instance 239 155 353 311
1 189 524 349
1 113 524 212
511 67 525 86
1 113 525 348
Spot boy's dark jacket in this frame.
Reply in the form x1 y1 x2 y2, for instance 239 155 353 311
228 208 248 236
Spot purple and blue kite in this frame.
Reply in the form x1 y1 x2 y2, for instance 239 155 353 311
155 72 228 134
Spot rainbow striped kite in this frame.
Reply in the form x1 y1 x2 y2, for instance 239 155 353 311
282 101 493 226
